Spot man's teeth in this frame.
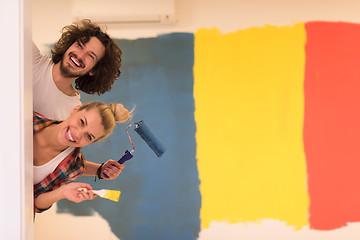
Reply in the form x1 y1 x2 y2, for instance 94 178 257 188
70 57 81 67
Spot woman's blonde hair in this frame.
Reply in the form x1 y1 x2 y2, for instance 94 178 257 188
78 102 134 140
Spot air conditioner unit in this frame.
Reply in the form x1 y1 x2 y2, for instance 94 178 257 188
72 0 175 25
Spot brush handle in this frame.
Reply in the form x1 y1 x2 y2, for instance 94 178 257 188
91 189 106 197
78 188 106 197
103 150 134 178
78 188 98 196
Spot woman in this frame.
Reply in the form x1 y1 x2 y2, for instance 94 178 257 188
33 102 133 213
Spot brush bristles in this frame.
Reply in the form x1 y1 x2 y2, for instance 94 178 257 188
103 190 121 202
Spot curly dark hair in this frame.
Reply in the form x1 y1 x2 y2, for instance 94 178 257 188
51 19 122 95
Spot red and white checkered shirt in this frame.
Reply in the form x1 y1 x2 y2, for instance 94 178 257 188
33 112 86 213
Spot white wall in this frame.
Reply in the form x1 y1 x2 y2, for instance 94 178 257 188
32 1 360 240
33 0 360 48
0 0 33 240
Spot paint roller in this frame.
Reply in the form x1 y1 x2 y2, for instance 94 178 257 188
133 120 166 157
103 120 166 178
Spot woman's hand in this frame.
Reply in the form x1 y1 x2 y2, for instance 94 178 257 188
101 159 125 180
61 182 97 203
35 182 97 211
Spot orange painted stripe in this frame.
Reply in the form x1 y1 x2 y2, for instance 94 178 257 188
304 21 360 230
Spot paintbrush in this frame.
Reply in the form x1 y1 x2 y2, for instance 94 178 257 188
78 188 121 202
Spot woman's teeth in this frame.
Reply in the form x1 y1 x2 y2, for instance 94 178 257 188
67 128 75 142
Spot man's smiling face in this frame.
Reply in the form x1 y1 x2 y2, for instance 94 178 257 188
59 36 105 78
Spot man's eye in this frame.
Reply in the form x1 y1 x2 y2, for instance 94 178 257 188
87 134 92 141
88 54 95 60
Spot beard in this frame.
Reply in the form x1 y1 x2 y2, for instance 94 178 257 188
59 61 83 78
59 54 88 78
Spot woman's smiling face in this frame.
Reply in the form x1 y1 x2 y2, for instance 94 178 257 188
59 108 105 148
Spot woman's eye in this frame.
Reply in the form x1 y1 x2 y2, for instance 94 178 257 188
80 119 85 126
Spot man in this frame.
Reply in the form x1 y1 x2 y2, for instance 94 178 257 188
33 19 124 180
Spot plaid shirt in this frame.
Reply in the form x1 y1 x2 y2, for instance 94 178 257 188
33 112 86 213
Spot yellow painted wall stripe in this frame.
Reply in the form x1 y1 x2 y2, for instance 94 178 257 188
194 24 308 229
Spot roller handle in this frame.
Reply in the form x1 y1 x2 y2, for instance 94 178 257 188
103 150 134 178
117 150 134 164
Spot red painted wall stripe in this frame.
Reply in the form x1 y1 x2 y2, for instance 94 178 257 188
304 21 360 230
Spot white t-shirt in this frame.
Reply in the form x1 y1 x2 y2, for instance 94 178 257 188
33 147 75 184
33 43 81 183
32 42 82 120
